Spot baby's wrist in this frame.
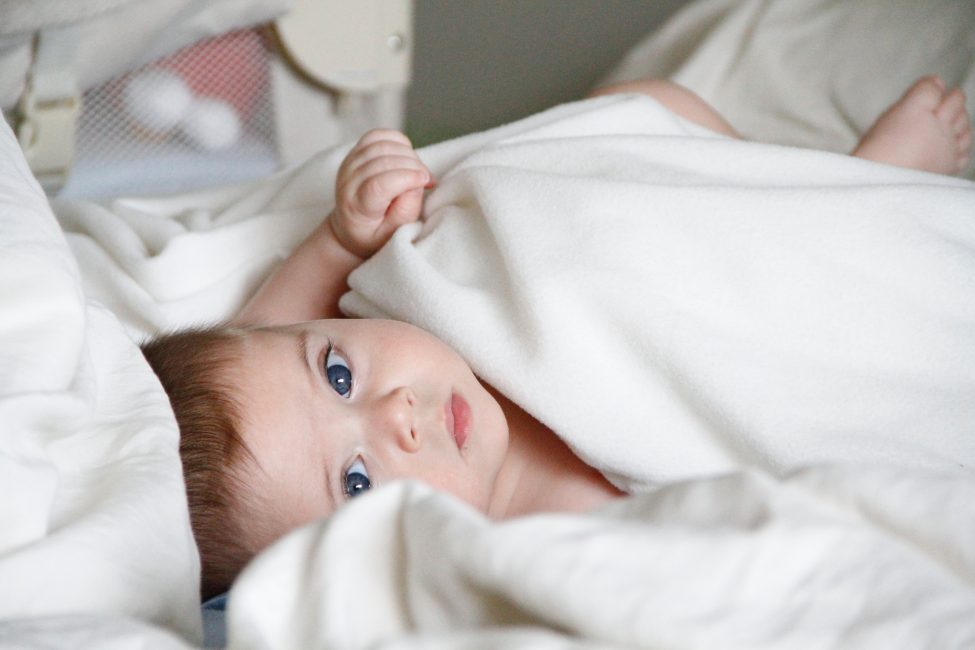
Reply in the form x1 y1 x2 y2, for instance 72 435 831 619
323 212 368 263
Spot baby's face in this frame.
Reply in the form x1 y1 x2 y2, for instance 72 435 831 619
232 318 508 544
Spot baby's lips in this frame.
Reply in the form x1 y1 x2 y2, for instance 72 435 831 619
424 174 437 190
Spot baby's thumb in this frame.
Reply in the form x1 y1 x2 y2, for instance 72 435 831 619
385 188 424 227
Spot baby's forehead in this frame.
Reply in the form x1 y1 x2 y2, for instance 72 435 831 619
234 325 298 353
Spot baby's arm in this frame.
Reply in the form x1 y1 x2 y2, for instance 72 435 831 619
235 129 431 325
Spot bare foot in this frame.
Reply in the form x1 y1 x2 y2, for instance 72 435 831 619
852 75 972 175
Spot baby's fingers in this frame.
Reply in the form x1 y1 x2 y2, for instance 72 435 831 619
357 128 412 149
343 130 414 173
386 188 425 225
354 154 429 183
356 168 431 215
344 140 419 175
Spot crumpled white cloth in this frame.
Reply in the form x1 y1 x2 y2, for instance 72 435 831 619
33 84 975 650
225 91 975 648
0 115 202 645
341 93 975 490
227 467 975 649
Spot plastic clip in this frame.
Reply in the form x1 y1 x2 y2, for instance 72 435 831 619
16 83 81 193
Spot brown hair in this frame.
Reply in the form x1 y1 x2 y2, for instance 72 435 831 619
141 325 260 601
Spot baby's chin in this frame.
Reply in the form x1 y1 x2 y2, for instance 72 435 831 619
453 484 497 517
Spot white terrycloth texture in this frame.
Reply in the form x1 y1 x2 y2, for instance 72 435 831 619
599 0 975 180
0 115 202 644
227 471 975 649
341 93 975 491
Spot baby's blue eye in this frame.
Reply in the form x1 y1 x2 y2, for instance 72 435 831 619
344 458 371 498
325 346 352 397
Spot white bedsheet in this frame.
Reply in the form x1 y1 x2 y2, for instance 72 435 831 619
4 61 975 650
0 117 202 645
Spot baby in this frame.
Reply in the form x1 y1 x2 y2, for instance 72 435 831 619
141 76 971 600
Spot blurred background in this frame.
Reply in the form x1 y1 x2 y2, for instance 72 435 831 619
407 0 685 145
5 0 688 197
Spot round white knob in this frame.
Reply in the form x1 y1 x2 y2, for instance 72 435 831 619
123 69 193 133
180 98 242 151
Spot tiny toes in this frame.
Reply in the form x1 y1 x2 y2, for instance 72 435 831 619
958 129 972 152
936 88 966 120
905 76 947 109
952 112 970 134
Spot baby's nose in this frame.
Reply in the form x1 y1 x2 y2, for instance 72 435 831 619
374 387 419 452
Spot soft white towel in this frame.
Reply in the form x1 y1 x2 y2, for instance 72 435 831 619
341 93 975 490
227 467 975 649
40 91 975 650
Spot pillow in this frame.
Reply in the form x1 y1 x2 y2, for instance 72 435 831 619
0 114 202 644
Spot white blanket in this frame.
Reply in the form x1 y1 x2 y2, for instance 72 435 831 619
0 117 202 645
228 470 975 649
29 90 975 649
229 95 975 647
6 76 975 650
341 94 975 490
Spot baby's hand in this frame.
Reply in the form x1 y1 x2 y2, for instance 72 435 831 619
329 129 432 259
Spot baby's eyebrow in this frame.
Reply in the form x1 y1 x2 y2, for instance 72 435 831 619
295 329 310 366
294 329 318 401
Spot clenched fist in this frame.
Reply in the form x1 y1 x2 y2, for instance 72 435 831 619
329 129 433 259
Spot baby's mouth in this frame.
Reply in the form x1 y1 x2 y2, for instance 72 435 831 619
447 392 471 450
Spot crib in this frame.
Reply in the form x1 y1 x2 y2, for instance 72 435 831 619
2 1 975 648
4 0 412 198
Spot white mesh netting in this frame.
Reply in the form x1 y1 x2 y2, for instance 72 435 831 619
61 27 280 198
